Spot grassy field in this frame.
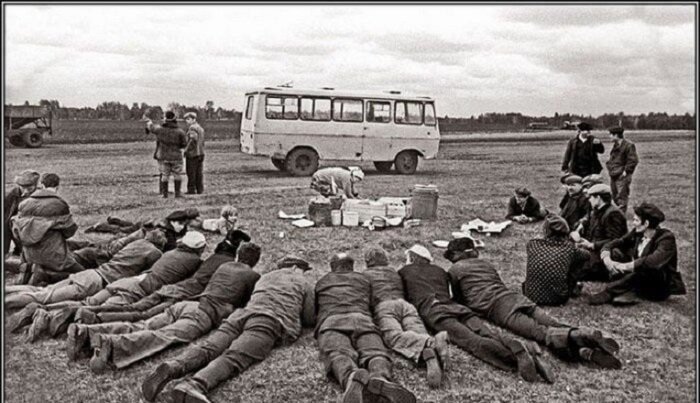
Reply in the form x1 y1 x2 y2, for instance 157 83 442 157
4 130 696 403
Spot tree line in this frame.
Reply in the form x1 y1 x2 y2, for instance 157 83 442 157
10 100 696 131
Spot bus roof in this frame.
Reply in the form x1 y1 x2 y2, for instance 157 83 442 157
245 87 435 102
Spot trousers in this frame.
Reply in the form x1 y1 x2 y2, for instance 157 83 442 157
374 299 431 363
186 155 205 194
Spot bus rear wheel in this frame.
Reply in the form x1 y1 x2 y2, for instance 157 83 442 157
271 157 286 171
285 148 319 176
373 161 393 173
394 151 418 174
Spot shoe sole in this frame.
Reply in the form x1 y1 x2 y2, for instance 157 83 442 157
367 378 416 403
588 330 621 355
8 305 38 333
515 351 540 383
533 355 556 384
341 369 368 403
426 356 443 388
434 331 450 370
66 324 84 361
141 363 172 402
589 350 623 370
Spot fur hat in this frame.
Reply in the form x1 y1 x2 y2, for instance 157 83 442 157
14 170 40 186
181 231 206 249
164 111 177 122
577 122 593 132
444 238 476 261
406 244 433 262
543 214 570 237
225 229 251 248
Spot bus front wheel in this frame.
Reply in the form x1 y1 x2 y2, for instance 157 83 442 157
394 151 418 174
271 157 287 171
285 148 319 176
373 161 393 173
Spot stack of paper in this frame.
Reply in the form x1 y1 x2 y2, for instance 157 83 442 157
461 219 512 234
278 210 306 220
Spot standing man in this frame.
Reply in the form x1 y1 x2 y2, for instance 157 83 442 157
146 111 187 198
5 170 40 257
11 173 85 285
605 126 639 213
183 112 205 195
561 122 605 178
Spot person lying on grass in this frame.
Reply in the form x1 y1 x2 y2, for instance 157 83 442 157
187 205 239 236
5 230 165 315
362 245 449 389
316 252 417 403
7 231 207 340
445 236 622 372
506 186 547 224
71 243 261 375
398 244 551 383
139 255 316 403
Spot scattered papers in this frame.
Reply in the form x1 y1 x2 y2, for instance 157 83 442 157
461 219 512 234
278 210 306 220
432 240 450 248
291 219 315 228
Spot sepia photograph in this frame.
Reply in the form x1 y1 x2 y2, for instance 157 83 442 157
3 3 696 402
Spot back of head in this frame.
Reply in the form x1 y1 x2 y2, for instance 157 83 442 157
330 253 354 272
225 229 251 250
180 231 207 251
276 255 311 272
443 238 477 262
543 214 570 238
145 229 168 251
406 244 433 264
237 242 261 268
183 111 197 121
14 169 40 187
364 246 389 268
41 173 60 189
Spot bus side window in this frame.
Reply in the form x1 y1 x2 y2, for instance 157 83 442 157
424 102 436 126
333 99 363 122
367 101 390 123
395 101 422 125
245 96 254 120
266 96 298 120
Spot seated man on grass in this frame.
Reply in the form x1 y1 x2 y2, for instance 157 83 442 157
139 256 316 403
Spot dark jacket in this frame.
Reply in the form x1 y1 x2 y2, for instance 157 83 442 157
195 262 260 324
138 245 202 295
559 191 590 230
585 203 628 251
184 122 205 158
562 135 605 177
606 139 639 178
523 238 590 306
4 187 31 254
398 262 474 330
314 270 372 335
506 196 546 221
602 228 685 300
11 189 79 271
149 121 187 162
94 238 163 284
364 265 405 305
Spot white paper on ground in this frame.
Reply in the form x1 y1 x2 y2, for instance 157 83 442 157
461 219 512 233
291 219 315 228
432 240 450 248
278 210 306 219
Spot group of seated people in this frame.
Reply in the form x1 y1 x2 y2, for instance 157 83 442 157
4 166 686 403
505 173 685 307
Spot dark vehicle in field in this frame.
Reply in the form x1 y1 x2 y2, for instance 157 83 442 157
4 105 53 148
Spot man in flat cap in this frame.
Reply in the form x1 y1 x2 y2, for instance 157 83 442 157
524 214 591 306
589 202 686 305
562 122 605 178
68 229 251 326
7 231 207 337
399 244 550 383
506 187 547 223
310 167 364 199
146 111 188 198
5 169 40 257
605 126 639 213
316 252 416 403
11 173 86 285
445 237 622 370
363 245 448 389
558 175 589 230
570 184 628 284
140 255 316 403
82 243 261 375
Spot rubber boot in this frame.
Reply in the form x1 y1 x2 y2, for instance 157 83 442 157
160 181 168 198
174 180 183 198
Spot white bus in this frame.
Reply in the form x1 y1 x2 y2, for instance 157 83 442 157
239 87 440 176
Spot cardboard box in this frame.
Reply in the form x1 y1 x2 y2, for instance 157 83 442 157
342 199 387 223
376 197 411 218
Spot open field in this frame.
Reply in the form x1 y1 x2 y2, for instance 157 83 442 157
4 130 696 402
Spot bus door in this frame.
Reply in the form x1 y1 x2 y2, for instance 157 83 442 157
362 100 395 161
327 98 364 161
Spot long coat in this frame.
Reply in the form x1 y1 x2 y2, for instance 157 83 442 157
562 135 605 177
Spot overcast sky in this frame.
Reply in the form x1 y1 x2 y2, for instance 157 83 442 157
4 4 696 117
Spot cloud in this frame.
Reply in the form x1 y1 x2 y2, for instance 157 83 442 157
501 5 694 27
